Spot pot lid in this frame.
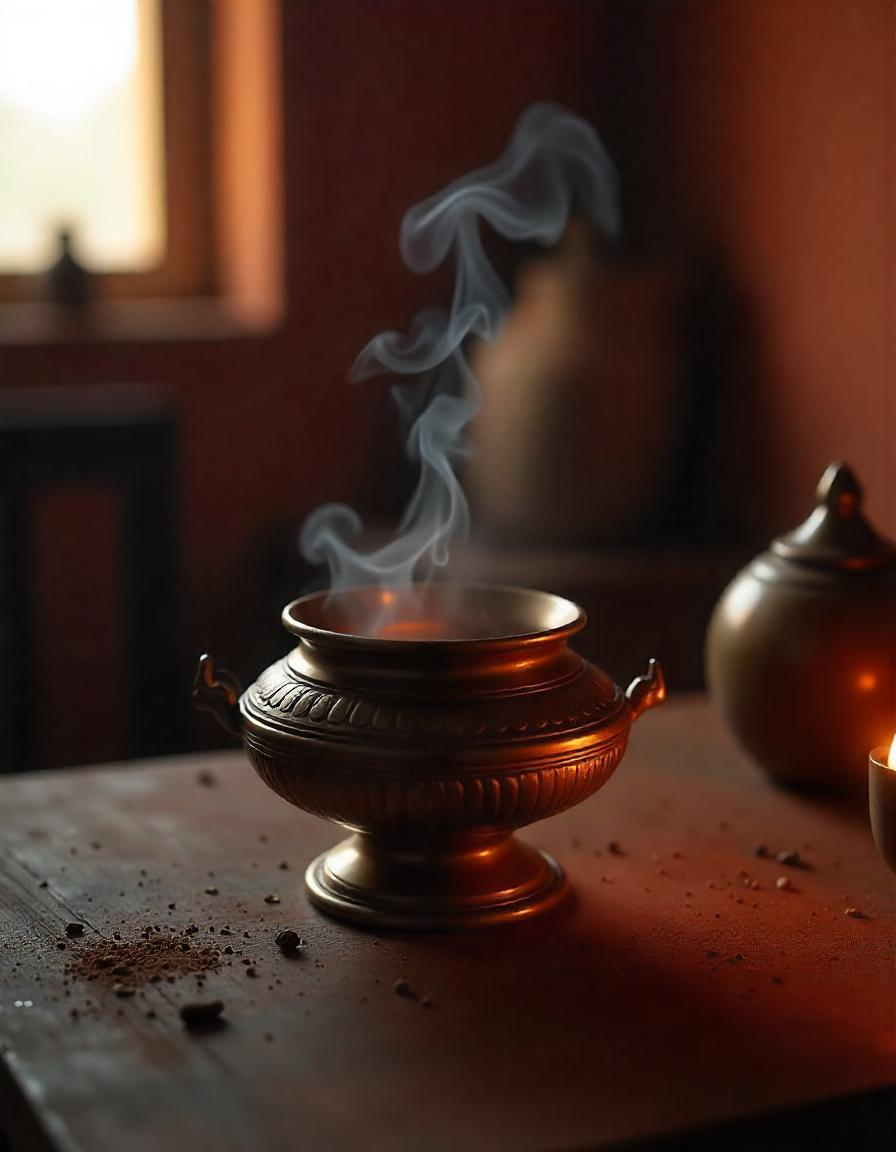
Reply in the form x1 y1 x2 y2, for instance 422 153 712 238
771 462 896 572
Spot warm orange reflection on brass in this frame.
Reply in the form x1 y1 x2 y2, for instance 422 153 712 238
194 583 665 929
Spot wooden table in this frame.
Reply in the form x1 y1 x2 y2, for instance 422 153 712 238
1 698 894 1151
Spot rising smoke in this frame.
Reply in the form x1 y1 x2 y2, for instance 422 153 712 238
300 102 620 596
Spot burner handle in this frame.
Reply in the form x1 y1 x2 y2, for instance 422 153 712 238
625 658 666 720
192 654 243 738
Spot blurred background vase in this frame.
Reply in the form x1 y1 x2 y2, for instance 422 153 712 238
467 218 685 546
706 463 896 794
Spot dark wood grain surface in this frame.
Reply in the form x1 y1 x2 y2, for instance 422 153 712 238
1 697 894 1152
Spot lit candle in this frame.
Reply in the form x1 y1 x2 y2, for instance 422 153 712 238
869 735 896 872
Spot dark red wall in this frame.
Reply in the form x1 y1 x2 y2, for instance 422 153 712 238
620 0 895 540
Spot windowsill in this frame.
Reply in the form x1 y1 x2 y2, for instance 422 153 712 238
0 296 284 346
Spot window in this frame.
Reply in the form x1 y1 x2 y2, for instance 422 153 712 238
0 0 165 275
0 0 283 334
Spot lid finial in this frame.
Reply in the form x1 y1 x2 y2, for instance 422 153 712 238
816 462 862 516
772 461 896 572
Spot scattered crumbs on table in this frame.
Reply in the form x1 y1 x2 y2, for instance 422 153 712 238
180 1000 225 1027
776 876 792 891
66 934 221 992
204 886 219 896
275 929 305 954
264 894 281 905
845 907 867 919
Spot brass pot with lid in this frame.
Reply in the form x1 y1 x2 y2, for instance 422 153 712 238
706 463 896 793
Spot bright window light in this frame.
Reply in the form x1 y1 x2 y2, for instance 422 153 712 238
0 0 165 274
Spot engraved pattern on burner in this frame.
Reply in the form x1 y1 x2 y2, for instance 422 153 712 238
249 658 620 738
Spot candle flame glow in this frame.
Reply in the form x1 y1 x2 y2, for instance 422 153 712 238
888 734 896 770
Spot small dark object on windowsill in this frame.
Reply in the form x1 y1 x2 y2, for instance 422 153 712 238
180 1000 225 1028
45 227 92 313
65 922 85 938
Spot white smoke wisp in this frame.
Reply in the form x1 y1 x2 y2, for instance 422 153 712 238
300 101 620 602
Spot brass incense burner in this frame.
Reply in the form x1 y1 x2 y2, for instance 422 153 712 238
194 584 665 929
